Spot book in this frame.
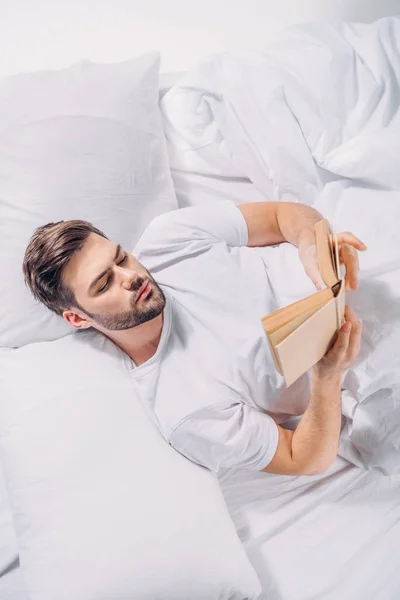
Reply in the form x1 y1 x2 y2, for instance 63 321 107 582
261 220 345 387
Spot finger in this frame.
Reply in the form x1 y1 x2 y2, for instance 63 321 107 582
344 305 359 325
325 306 356 358
304 264 324 291
341 245 359 291
330 320 352 357
337 232 367 251
347 314 363 361
348 325 362 361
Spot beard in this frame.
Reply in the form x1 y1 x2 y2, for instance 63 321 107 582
84 271 166 331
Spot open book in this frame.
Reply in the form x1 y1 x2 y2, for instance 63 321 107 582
261 220 345 387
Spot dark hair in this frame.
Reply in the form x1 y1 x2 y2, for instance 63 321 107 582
23 220 108 316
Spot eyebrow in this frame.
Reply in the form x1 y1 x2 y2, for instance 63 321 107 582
88 244 121 294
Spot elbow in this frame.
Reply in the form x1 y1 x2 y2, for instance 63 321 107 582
300 455 336 476
302 464 329 476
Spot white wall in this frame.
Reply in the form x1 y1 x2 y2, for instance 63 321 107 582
1 0 399 75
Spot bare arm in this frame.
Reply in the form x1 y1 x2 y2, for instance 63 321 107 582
238 201 323 248
262 306 362 476
264 373 342 475
238 202 367 292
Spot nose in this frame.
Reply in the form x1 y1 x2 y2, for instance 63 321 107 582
116 266 139 291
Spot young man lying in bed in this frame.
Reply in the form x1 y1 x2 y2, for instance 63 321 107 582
23 201 366 477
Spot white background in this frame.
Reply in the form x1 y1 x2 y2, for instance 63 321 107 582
1 0 399 75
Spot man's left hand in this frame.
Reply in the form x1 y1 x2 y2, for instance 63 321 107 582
298 232 368 293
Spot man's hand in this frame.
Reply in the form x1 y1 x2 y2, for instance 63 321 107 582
298 231 367 292
311 305 362 378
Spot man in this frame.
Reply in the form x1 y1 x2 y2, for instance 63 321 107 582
23 200 365 476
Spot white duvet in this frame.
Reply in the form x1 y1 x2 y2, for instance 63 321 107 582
161 17 400 475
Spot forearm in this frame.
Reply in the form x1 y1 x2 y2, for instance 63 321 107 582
291 372 343 475
276 202 324 249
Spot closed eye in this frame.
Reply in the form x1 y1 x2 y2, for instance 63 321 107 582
97 254 127 293
98 277 111 293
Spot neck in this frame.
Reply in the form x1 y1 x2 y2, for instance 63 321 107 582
102 311 164 367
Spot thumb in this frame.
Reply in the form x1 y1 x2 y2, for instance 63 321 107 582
304 264 324 291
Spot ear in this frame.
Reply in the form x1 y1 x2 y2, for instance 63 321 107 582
63 308 92 329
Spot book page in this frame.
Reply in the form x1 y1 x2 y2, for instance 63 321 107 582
315 220 338 288
261 287 333 333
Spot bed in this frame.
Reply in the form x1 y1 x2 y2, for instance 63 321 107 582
1 13 400 600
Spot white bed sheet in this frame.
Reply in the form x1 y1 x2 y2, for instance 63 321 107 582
169 170 266 208
160 73 267 209
220 457 400 600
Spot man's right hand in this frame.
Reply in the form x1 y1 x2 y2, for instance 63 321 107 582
311 305 362 380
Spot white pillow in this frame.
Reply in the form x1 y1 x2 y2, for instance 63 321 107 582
0 53 177 348
0 333 261 600
0 462 19 582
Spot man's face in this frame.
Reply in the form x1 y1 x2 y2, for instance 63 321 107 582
62 233 165 331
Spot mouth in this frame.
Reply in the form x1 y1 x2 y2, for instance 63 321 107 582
135 281 151 303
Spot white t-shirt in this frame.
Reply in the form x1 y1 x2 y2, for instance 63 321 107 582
121 200 310 474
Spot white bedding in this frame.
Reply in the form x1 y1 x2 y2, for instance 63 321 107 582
0 566 26 600
220 456 400 600
160 17 400 476
2 16 400 600
161 18 400 206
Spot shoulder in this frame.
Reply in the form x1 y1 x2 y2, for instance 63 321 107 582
135 200 248 254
